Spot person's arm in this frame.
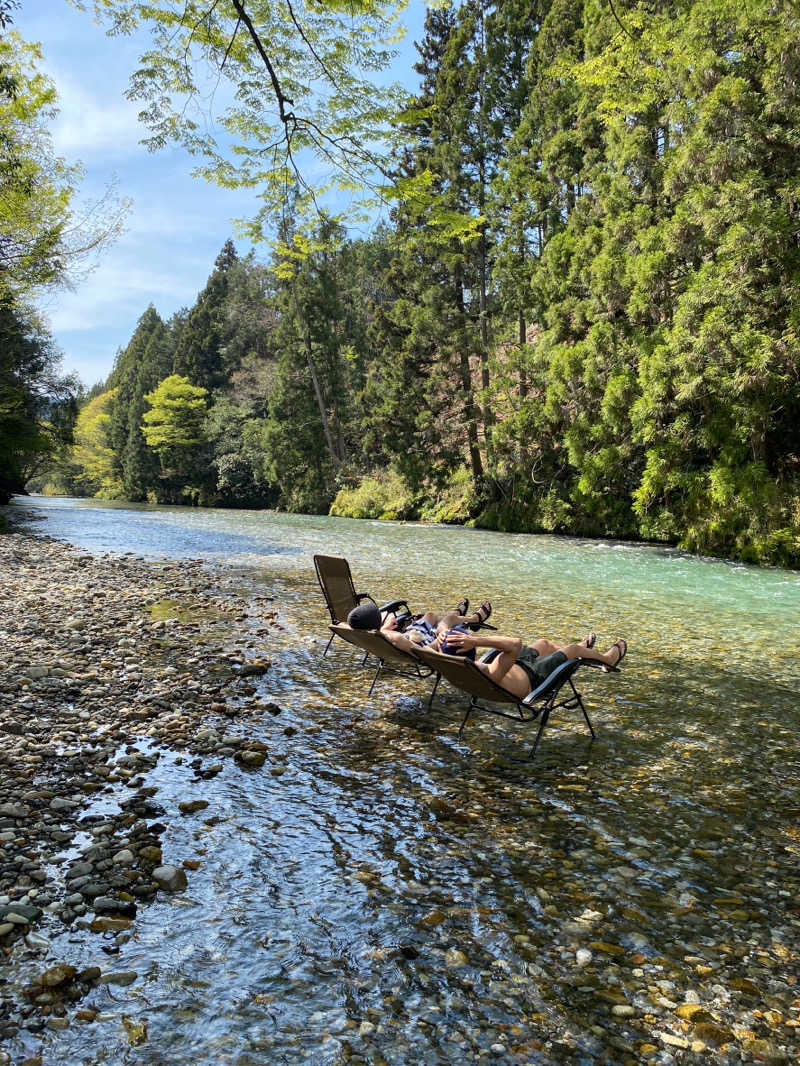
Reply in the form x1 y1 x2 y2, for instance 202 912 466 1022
443 630 522 657
382 628 418 652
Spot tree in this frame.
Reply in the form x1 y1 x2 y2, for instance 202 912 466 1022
0 10 124 499
172 240 240 390
142 374 208 451
107 305 172 499
142 374 210 499
0 30 126 297
89 0 408 229
71 388 121 496
361 4 489 504
0 296 77 500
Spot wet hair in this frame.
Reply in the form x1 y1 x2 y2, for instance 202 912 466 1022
347 602 382 630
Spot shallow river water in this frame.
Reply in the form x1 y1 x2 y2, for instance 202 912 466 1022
6 496 800 1065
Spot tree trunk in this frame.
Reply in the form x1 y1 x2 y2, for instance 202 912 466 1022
518 306 530 471
478 222 494 471
292 279 342 466
455 263 484 489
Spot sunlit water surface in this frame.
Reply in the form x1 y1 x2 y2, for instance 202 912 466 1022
5 495 800 1065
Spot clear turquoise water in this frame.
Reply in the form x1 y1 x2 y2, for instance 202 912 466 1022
5 495 800 1065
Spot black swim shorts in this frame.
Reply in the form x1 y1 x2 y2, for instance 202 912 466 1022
516 645 568 690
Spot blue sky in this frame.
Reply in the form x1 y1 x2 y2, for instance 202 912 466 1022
20 0 428 388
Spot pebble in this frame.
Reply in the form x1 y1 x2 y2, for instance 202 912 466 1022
39 964 77 988
153 866 188 892
0 533 279 1044
97 971 138 987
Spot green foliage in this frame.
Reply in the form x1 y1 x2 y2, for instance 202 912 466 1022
0 297 77 501
71 388 121 497
330 469 413 521
0 31 126 299
418 466 475 524
90 0 407 229
106 305 170 500
142 375 208 453
54 0 800 568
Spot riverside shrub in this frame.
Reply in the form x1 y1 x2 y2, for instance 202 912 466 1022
330 470 413 521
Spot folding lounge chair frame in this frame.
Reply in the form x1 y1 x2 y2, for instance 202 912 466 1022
411 646 613 759
314 554 410 658
328 623 435 695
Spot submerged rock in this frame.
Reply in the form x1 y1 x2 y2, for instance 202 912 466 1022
153 866 188 892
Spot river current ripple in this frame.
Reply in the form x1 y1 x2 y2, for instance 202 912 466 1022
5 496 800 1065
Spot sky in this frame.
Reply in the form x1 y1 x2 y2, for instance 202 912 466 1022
19 0 428 388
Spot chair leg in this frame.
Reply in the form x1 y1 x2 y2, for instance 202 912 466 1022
457 699 475 739
322 632 335 658
368 660 384 697
529 708 551 759
427 674 441 709
570 679 595 738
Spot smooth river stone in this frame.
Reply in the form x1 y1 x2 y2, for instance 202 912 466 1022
153 866 188 892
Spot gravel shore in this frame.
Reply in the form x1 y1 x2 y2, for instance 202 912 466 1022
1 531 279 1049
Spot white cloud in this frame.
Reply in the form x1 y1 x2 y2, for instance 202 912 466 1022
50 78 144 162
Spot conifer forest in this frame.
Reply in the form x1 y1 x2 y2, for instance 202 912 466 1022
4 0 800 568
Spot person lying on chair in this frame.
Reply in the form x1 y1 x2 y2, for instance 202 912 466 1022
347 598 492 652
441 629 627 697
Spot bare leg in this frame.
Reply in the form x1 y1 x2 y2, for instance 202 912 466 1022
559 640 626 669
529 638 559 656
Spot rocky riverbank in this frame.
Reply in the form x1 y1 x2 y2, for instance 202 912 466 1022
0 531 282 1054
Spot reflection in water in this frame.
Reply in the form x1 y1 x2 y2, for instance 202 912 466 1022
6 496 800 1065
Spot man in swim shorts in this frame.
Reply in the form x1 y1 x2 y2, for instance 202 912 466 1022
441 629 627 696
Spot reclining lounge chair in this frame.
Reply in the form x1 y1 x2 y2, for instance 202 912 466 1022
411 645 614 759
314 554 410 657
327 622 436 695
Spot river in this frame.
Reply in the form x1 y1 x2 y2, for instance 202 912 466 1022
4 495 800 1065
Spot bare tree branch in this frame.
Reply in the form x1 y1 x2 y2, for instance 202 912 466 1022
230 0 294 127
284 0 343 93
221 16 241 70
607 0 638 42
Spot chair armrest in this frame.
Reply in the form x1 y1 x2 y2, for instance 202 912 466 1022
355 593 377 605
520 659 577 705
379 599 410 614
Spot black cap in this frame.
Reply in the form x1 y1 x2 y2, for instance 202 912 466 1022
347 602 382 630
